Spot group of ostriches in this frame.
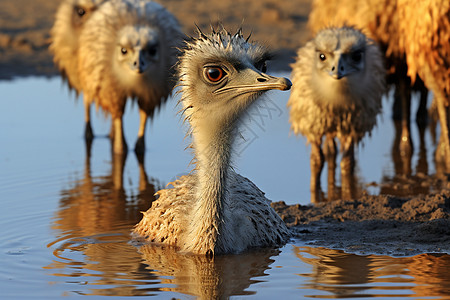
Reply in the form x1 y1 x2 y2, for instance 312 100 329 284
50 0 450 255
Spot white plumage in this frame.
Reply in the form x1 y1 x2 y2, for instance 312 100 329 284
133 28 291 255
288 27 386 202
78 0 182 154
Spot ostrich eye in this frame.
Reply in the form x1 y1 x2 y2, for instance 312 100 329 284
255 61 267 73
121 48 128 55
147 46 157 57
76 7 86 17
351 51 363 62
319 53 326 61
204 67 225 82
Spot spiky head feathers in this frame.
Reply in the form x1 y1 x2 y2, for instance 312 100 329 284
177 27 273 118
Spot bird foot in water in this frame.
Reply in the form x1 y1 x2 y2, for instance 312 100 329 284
134 136 146 156
85 122 94 142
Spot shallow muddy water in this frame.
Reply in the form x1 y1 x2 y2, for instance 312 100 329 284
1 76 450 299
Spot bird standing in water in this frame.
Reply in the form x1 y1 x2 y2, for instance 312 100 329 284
133 27 291 255
288 27 385 202
78 0 182 154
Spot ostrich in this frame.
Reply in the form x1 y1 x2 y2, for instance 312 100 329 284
396 0 450 172
133 27 292 255
308 0 450 172
49 0 107 140
78 0 182 154
287 27 385 202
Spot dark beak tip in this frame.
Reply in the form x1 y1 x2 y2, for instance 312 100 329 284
284 78 292 90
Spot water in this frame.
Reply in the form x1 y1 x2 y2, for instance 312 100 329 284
0 76 449 299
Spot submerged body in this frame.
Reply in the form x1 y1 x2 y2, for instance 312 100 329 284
78 0 182 153
133 28 291 255
288 27 385 201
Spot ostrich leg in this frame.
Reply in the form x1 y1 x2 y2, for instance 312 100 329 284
340 137 355 200
398 78 413 158
84 95 93 141
135 108 148 155
310 140 324 203
112 116 127 154
324 134 337 201
435 93 450 173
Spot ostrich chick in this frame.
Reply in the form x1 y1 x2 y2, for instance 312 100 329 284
50 0 107 140
78 0 182 154
287 27 385 202
133 28 291 255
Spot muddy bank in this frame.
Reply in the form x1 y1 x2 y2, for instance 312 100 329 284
273 190 450 256
0 0 312 79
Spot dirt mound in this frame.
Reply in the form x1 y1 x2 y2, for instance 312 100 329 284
273 191 450 256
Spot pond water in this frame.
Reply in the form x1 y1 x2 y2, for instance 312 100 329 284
1 76 449 299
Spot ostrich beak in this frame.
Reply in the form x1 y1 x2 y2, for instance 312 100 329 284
214 68 292 95
329 55 350 79
129 49 148 74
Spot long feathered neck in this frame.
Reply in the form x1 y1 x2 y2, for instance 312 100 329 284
184 109 238 255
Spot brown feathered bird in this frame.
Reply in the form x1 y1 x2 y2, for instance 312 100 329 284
287 27 385 202
308 0 450 172
49 0 107 140
133 27 291 255
78 0 182 154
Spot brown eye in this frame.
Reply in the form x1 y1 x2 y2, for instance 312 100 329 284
121 48 127 55
319 53 326 61
205 67 225 82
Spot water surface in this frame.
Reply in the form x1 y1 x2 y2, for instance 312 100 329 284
0 77 449 299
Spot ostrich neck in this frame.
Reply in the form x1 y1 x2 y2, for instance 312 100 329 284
187 116 236 253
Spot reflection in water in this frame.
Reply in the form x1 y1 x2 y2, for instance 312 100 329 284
45 148 280 298
45 149 160 296
138 245 279 299
295 246 450 298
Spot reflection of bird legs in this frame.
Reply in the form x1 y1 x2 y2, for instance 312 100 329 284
340 137 355 200
324 135 337 201
310 140 324 203
112 152 127 190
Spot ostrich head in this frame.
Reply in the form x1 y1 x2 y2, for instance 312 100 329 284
178 28 292 133
313 27 367 80
115 25 160 76
70 0 106 32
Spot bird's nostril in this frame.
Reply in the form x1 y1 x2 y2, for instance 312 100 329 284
257 77 267 82
134 61 137 66
331 66 335 71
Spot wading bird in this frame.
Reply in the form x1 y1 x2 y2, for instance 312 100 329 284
133 27 291 255
50 0 107 140
78 0 182 154
287 27 385 202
